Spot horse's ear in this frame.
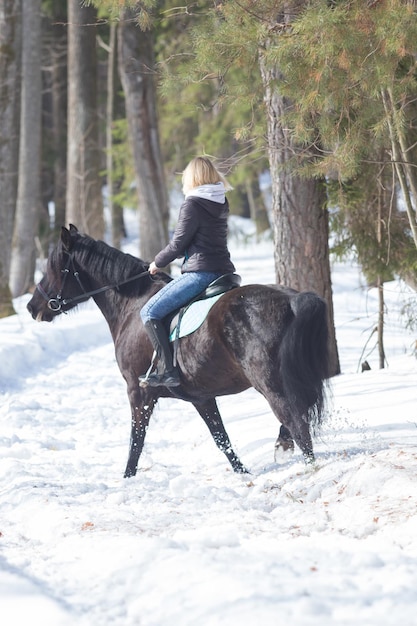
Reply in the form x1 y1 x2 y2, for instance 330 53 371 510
61 226 74 251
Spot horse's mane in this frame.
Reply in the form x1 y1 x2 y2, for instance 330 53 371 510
76 235 149 285
51 233 162 298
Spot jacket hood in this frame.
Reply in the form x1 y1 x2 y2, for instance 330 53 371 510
185 182 226 204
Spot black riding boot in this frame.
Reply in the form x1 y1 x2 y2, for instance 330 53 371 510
139 319 180 387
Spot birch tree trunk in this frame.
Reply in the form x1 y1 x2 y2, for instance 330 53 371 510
9 0 42 297
66 0 104 238
0 0 21 315
118 7 168 261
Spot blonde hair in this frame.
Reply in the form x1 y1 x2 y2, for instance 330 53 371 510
182 156 232 194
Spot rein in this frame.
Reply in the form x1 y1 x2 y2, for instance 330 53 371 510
37 252 150 312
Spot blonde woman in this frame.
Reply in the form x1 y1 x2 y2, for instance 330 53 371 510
140 156 235 387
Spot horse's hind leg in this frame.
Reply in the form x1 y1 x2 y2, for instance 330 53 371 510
193 398 249 474
274 424 295 461
263 392 315 464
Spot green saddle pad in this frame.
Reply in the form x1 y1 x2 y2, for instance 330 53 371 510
169 293 223 341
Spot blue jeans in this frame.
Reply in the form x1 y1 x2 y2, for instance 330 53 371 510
140 271 222 324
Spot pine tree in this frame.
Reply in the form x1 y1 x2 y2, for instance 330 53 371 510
274 0 417 251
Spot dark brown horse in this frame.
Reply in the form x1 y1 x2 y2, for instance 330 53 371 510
27 225 329 477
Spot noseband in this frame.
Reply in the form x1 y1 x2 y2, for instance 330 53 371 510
36 251 150 313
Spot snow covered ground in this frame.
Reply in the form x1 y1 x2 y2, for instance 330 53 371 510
1 216 417 626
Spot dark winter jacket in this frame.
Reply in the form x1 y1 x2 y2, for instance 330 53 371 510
155 196 235 274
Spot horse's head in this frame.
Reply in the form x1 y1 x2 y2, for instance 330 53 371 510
27 225 90 322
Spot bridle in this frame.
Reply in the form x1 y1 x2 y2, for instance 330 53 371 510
36 251 150 313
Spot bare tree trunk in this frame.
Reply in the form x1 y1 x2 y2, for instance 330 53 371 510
66 0 104 238
105 22 125 249
376 181 386 369
377 277 386 369
0 0 21 315
259 55 340 377
118 7 168 261
50 4 67 239
381 89 417 250
9 0 42 297
106 21 116 245
245 177 270 238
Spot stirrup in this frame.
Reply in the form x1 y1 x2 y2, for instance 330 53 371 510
145 369 180 388
139 350 158 388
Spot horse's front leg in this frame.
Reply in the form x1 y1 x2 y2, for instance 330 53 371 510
193 398 250 474
124 387 157 478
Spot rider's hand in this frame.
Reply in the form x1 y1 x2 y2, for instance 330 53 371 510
148 261 159 275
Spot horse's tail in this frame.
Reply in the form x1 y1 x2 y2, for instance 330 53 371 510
279 291 329 430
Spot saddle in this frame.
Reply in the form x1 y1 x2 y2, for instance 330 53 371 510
168 273 241 363
190 272 241 302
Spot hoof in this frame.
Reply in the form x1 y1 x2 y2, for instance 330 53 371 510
274 439 295 462
304 453 316 465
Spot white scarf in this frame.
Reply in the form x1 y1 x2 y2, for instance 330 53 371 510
185 182 226 204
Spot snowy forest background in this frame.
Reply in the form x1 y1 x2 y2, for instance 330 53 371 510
1 1 417 380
